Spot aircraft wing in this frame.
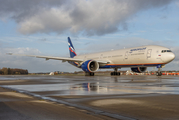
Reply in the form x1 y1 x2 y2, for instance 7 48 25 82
7 53 110 64
7 53 83 62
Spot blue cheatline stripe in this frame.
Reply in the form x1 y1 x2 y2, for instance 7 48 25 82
100 63 164 68
68 61 164 70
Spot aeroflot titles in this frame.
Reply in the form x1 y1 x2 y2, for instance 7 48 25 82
130 47 146 52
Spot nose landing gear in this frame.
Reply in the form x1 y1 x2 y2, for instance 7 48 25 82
156 65 162 76
156 71 162 76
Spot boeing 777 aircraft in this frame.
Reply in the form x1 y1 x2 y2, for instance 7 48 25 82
8 37 175 76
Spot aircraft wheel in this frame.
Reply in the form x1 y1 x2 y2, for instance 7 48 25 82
159 72 162 76
90 72 94 76
111 68 121 76
111 72 114 76
117 72 120 76
156 72 162 76
111 72 120 76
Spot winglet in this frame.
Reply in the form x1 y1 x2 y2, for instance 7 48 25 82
68 37 77 58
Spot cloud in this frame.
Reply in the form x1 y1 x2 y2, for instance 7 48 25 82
0 47 79 72
176 1 179 7
81 37 157 54
0 0 174 36
160 16 167 19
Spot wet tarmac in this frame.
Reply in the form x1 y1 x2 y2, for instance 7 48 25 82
1 75 179 120
1 75 179 95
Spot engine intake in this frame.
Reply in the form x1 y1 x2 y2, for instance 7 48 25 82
131 67 147 73
81 60 99 72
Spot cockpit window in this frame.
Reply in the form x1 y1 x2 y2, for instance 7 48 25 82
167 50 172 52
161 50 172 53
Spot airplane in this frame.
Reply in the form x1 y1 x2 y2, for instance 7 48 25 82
7 37 175 76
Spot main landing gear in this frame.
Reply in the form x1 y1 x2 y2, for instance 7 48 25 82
111 68 121 76
85 72 94 76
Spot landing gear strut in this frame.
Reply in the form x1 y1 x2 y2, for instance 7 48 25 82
111 68 121 76
156 68 162 76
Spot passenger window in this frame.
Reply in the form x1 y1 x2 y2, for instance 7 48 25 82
161 50 172 53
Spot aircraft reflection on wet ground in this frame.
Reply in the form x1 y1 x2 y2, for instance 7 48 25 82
1 75 179 96
1 75 179 120
71 82 108 92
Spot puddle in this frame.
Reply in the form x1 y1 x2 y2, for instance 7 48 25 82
2 75 179 96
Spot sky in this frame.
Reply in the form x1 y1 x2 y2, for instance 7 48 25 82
0 0 179 73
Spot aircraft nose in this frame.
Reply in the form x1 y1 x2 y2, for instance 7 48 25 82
169 52 175 61
161 52 175 63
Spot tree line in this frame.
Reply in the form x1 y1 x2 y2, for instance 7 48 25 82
0 68 28 75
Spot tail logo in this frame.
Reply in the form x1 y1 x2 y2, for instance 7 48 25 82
68 37 77 58
68 43 77 56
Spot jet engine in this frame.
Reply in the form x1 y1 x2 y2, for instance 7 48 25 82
81 60 99 72
131 67 147 73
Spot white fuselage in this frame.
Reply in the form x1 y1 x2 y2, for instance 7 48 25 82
74 45 175 69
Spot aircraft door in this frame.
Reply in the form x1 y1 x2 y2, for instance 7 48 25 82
125 51 128 59
147 49 152 58
100 54 103 59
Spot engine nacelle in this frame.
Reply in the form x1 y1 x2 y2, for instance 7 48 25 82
81 60 99 72
131 67 147 73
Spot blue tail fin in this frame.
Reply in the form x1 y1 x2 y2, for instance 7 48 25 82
68 37 77 58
